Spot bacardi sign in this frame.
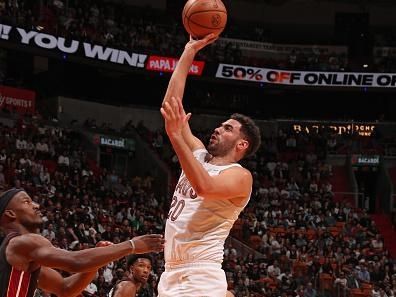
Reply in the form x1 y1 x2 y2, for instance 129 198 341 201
100 136 125 148
292 123 376 137
93 134 135 151
351 155 380 166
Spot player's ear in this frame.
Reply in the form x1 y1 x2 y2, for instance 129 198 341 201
3 209 16 220
237 139 249 151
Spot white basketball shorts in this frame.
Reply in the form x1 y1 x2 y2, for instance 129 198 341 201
157 262 227 297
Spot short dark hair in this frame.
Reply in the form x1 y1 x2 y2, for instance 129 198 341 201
231 113 261 158
126 254 152 268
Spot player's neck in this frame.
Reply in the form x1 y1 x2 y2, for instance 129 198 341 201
6 224 34 235
130 278 142 292
129 273 142 291
208 155 238 166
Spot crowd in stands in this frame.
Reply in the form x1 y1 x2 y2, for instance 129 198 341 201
133 117 395 297
372 31 396 72
5 0 396 71
1 2 396 290
0 113 166 296
0 3 396 297
0 107 395 297
234 126 394 296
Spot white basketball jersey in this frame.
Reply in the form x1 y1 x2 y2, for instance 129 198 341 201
164 148 251 264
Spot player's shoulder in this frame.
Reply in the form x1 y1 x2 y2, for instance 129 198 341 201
223 165 252 177
115 279 137 292
193 148 209 158
20 233 49 242
8 233 51 250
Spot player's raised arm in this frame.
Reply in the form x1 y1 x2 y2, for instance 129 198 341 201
161 34 217 107
161 35 217 151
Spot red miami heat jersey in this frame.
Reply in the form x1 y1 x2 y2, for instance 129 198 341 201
0 233 40 297
164 149 251 264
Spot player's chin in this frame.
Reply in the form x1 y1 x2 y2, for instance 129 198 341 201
207 145 219 156
35 217 44 225
139 276 149 283
207 143 216 151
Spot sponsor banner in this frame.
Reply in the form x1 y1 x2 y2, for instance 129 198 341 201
0 23 147 68
217 37 347 56
146 55 205 76
373 47 396 58
93 134 135 151
288 121 376 137
351 155 380 166
215 63 396 88
0 85 35 114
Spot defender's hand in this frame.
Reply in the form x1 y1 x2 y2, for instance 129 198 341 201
130 234 165 254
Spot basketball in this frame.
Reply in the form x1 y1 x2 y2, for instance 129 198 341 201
182 0 227 39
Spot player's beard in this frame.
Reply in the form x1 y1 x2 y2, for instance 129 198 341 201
207 138 236 157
